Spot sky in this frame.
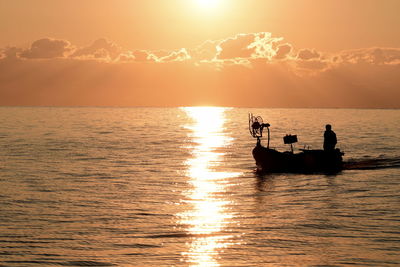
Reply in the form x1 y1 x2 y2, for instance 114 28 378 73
0 0 399 107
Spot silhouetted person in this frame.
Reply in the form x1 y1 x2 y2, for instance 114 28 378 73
324 124 337 151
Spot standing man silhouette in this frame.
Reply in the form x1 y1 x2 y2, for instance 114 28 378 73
324 124 337 151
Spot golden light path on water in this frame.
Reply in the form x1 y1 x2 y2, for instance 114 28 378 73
180 107 242 267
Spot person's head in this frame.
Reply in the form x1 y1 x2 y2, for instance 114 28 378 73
325 124 332 131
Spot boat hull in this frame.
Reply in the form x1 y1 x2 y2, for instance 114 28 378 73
252 144 344 173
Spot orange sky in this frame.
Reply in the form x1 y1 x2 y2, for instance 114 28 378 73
0 0 399 107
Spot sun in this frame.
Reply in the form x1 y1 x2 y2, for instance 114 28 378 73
196 0 220 9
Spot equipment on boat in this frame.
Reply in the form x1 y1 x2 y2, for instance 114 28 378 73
249 114 270 147
249 113 344 173
283 134 297 153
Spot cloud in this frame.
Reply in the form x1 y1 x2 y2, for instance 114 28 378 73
20 38 73 59
191 40 220 61
159 48 191 62
293 47 400 75
1 33 399 108
71 38 121 61
216 33 256 59
339 47 400 65
247 32 283 59
1 47 23 60
133 50 154 62
274 43 293 60
116 51 136 62
296 59 329 71
216 32 284 61
117 48 191 63
297 49 320 60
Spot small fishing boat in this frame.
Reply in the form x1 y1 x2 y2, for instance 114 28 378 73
249 114 344 173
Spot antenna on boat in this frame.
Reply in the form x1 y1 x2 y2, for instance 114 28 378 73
249 113 270 148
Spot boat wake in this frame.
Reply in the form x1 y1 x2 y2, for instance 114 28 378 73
343 156 400 170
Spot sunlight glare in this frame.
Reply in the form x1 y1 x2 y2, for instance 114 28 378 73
195 0 221 9
179 107 241 266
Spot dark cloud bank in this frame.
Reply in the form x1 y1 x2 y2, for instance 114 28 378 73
0 34 399 108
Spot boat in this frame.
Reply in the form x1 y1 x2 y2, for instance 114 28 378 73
249 113 344 173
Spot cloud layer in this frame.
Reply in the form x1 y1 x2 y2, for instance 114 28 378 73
1 33 399 108
20 38 73 59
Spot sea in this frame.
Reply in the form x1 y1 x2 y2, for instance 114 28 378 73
0 107 399 266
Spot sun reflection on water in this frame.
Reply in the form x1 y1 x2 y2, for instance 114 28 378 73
180 107 241 266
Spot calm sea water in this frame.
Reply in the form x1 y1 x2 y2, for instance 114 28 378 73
0 107 399 266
